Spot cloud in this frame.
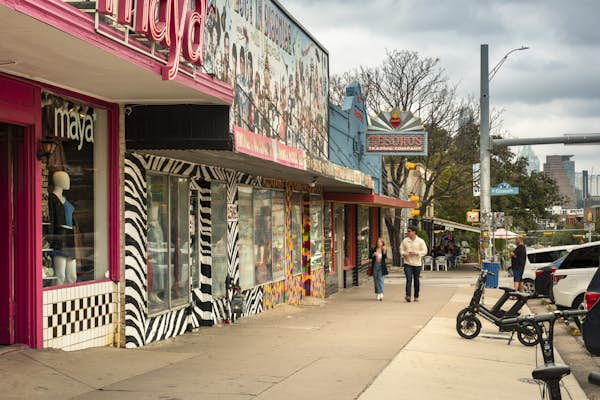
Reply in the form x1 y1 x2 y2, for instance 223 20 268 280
283 0 600 173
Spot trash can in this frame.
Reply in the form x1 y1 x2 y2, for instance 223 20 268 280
483 262 500 288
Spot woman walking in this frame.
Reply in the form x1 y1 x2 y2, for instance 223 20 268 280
370 238 388 301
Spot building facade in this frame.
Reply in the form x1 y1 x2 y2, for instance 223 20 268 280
1 0 390 350
543 155 577 208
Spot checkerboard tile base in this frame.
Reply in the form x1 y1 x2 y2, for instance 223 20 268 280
43 281 117 350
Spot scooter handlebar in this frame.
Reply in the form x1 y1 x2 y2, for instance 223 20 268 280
589 372 600 386
499 309 587 327
473 266 495 277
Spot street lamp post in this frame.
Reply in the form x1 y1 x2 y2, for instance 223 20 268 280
480 44 529 261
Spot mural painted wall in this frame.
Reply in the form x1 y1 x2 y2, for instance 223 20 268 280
124 153 324 346
204 0 329 158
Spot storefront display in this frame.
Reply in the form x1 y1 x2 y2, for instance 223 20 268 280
41 91 108 286
310 195 323 269
254 189 272 285
357 206 370 263
147 173 191 313
211 182 228 298
238 186 254 289
271 191 285 281
291 193 303 275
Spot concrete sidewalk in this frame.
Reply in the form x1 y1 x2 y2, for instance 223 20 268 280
358 285 588 400
0 270 588 399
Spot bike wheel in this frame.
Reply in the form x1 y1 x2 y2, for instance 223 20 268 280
517 322 540 347
456 307 475 324
456 315 481 339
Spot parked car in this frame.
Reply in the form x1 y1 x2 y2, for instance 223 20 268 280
582 267 600 355
528 254 568 297
551 241 600 310
518 245 575 294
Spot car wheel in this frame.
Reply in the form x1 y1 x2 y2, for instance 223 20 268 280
572 293 586 331
523 279 535 294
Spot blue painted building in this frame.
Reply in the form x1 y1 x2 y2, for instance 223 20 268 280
329 83 382 193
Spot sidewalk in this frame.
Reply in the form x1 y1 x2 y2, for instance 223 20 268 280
358 284 588 400
0 270 588 399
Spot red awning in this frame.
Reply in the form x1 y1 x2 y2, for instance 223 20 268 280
324 192 416 208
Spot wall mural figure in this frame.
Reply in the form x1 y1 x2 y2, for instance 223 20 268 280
204 0 329 159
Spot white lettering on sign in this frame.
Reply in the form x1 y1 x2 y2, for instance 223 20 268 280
54 107 95 151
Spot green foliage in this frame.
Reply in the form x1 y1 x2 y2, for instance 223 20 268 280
417 229 430 249
551 231 579 246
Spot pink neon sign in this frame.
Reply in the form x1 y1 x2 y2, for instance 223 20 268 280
97 0 206 80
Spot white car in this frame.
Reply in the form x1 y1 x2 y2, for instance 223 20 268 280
552 241 600 310
518 244 576 293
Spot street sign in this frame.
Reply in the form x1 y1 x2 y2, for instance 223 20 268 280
491 182 519 196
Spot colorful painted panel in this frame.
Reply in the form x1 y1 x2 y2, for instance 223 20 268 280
204 0 329 157
311 268 325 299
263 280 285 310
288 274 304 305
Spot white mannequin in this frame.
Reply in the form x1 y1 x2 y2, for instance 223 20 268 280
148 204 166 304
52 171 77 285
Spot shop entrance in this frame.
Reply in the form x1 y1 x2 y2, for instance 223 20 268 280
0 123 25 345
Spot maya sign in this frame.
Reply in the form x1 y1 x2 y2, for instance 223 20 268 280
491 182 519 196
97 0 206 80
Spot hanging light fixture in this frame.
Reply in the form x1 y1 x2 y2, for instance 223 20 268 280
37 138 57 161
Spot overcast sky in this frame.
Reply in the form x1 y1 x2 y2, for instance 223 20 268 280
284 0 600 173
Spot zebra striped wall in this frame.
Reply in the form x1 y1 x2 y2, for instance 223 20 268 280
124 152 324 347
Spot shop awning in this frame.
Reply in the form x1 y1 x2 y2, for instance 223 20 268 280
421 217 481 233
324 193 416 208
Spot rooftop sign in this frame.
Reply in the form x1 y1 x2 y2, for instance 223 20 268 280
366 110 428 156
97 0 207 80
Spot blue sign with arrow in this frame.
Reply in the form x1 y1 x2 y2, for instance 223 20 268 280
491 182 519 196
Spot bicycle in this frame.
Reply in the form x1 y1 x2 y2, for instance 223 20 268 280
500 309 588 399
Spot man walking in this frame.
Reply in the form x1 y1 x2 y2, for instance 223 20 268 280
510 236 527 292
401 225 428 302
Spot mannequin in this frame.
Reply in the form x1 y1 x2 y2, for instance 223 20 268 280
48 171 77 285
147 204 166 304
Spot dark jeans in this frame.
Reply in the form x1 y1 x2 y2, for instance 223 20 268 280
404 264 421 298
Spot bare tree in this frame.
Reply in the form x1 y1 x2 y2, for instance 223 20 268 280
330 50 466 263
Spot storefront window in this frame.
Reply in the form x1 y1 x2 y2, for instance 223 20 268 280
147 173 191 314
170 177 190 307
190 189 199 289
238 186 254 289
323 202 332 273
41 92 108 287
211 182 228 298
271 191 285 281
357 206 370 263
310 195 323 269
291 193 303 275
254 189 272 285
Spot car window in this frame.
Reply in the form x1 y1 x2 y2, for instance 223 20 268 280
561 245 600 270
528 250 568 264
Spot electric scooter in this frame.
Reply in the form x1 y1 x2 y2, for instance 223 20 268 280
456 266 540 346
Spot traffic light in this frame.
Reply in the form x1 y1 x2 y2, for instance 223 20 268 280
409 194 420 217
584 207 596 223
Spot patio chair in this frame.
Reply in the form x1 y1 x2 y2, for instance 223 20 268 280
422 255 435 271
435 256 448 272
